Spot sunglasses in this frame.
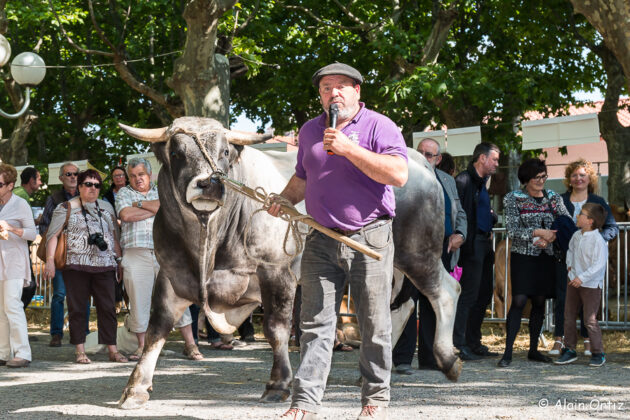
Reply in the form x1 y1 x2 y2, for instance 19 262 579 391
65 172 79 177
422 151 439 159
81 182 101 189
0 182 9 188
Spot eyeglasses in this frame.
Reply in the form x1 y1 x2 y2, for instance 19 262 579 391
422 151 439 159
64 172 78 177
113 174 126 178
532 175 548 182
81 182 101 189
0 182 8 188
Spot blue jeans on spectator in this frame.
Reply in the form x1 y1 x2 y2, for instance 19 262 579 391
50 269 90 337
291 220 394 413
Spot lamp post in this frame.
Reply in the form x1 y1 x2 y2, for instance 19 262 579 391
0 34 46 119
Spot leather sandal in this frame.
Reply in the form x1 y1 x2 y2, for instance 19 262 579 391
210 341 233 351
75 351 91 364
183 344 204 360
108 351 129 363
128 348 143 361
333 342 353 352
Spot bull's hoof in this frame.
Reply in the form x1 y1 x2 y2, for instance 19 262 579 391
444 357 463 382
259 388 290 403
118 388 150 410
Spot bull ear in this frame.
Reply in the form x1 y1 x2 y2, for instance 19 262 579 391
119 123 169 143
224 129 272 145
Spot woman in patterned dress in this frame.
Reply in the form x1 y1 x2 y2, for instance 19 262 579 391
498 158 570 367
43 169 127 364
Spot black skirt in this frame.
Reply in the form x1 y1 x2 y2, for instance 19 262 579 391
510 252 557 298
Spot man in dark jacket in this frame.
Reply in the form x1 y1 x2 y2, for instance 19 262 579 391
454 142 500 360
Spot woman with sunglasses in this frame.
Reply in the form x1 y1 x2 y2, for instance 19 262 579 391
498 158 569 367
549 159 619 356
44 169 128 364
0 164 37 368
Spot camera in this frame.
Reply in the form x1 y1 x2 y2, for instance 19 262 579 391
88 232 108 251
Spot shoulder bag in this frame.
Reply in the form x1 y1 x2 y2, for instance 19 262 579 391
36 202 71 269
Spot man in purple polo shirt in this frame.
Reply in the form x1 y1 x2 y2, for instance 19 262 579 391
269 63 408 420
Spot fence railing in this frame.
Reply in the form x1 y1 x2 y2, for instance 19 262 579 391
28 222 630 332
488 222 629 331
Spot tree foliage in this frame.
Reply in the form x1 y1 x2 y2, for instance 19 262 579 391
0 0 625 204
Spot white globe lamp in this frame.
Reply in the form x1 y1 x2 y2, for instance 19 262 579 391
0 36 46 119
11 52 46 87
0 34 11 67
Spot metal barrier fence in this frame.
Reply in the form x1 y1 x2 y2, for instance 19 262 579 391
28 222 630 332
489 222 629 331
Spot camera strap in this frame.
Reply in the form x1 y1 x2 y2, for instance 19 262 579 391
79 198 106 239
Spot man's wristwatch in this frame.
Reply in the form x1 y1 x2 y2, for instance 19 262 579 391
136 200 143 208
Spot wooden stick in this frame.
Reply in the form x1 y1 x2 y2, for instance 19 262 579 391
223 178 383 261
278 204 383 261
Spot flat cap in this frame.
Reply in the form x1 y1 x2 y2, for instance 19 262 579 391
312 62 363 87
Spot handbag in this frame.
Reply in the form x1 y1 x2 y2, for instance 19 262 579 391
36 202 71 268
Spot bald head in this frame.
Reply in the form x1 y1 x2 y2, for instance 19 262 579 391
417 138 441 169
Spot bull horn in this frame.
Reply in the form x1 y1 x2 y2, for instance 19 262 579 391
224 129 273 145
118 122 169 143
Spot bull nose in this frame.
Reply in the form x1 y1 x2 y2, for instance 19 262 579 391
197 177 221 189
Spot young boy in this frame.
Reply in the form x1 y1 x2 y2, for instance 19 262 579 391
555 203 608 367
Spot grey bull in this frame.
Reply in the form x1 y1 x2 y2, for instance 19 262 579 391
117 116 461 409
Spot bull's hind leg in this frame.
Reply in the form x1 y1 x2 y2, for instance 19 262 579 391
258 265 296 403
407 267 462 381
429 269 462 381
119 273 191 409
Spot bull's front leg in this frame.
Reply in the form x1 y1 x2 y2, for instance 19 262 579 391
119 272 191 409
258 265 296 403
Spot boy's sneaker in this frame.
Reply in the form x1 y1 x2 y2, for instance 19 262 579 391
589 353 606 367
548 339 564 356
554 348 577 365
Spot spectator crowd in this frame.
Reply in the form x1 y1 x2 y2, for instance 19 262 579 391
0 148 620 374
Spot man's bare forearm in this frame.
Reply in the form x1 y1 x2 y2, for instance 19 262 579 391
119 200 159 222
280 175 306 205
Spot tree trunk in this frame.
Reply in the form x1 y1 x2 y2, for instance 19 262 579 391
166 0 237 126
597 45 630 207
0 111 37 164
570 0 630 94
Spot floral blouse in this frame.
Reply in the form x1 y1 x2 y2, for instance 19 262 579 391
503 189 570 257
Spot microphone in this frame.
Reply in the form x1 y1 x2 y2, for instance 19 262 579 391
327 103 338 156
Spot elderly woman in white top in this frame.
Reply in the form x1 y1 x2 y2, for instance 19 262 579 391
0 164 37 368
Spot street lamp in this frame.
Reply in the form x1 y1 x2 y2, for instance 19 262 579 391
0 34 46 119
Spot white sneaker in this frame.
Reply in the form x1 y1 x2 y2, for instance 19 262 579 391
548 339 564 356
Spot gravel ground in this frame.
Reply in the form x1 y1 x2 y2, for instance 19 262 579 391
1 329 629 420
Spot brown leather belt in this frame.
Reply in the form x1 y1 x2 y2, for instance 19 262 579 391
330 215 391 236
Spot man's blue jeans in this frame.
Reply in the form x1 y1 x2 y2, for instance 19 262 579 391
50 270 90 337
291 220 395 413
